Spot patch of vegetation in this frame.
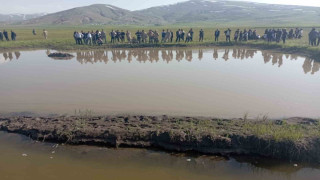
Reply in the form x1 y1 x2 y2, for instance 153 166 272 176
0 27 319 61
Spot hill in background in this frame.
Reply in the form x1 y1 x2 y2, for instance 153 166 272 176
0 13 46 24
4 0 320 26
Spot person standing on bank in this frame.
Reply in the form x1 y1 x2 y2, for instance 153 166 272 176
43 29 48 39
0 30 3 41
11 30 17 41
3 30 9 41
215 29 220 42
225 28 231 42
282 29 288 44
199 29 204 42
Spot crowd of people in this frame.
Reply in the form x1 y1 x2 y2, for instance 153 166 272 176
73 30 106 46
71 27 316 46
1 27 319 47
308 28 320 46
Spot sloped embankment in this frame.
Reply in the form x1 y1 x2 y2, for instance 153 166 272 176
0 115 319 163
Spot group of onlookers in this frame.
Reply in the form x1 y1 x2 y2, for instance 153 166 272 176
263 29 289 43
73 30 106 46
308 28 320 46
0 30 16 41
1 27 317 47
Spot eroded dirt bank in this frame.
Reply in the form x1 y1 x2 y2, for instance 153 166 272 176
0 115 319 163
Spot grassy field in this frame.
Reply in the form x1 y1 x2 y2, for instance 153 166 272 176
0 26 319 59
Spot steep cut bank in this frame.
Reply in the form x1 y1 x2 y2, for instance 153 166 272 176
0 115 319 163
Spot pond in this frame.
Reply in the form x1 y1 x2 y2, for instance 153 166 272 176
0 131 319 180
0 48 319 118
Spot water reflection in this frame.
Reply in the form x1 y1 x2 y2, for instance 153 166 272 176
0 48 319 118
1 48 319 75
0 51 21 64
73 48 319 75
0 131 319 180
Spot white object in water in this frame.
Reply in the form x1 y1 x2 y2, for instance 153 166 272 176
187 159 191 162
22 154 28 157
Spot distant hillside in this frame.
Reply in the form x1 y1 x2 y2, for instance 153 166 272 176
138 0 320 26
20 4 164 26
3 0 320 26
0 13 46 23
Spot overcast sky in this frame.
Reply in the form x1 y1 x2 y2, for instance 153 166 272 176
1 0 320 14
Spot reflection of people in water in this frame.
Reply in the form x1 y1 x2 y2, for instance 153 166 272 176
312 60 320 75
8 52 13 60
213 48 218 60
162 50 173 63
3 52 8 60
222 49 229 61
46 49 51 56
262 52 271 64
127 50 133 63
185 50 192 62
14 52 21 59
303 58 313 74
198 49 203 60
75 51 109 64
66 49 320 75
1 51 21 61
278 55 283 67
232 49 237 59
176 50 184 62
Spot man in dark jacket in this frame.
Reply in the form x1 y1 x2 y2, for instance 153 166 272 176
199 29 204 42
3 30 9 41
189 28 194 41
176 29 181 42
11 30 17 41
170 30 173 42
215 29 220 42
282 29 288 44
309 28 318 46
317 31 320 46
0 31 3 41
136 30 142 43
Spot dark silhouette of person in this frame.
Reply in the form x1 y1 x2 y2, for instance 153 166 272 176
215 29 220 42
199 29 204 42
0 30 3 41
11 30 17 41
3 30 9 41
224 28 231 42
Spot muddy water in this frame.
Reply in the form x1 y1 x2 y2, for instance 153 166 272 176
0 132 319 180
0 48 319 118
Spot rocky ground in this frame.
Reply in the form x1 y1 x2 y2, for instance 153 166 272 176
0 115 319 163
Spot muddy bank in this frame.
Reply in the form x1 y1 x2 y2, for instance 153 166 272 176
0 115 319 163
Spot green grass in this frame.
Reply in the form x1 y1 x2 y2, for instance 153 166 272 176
167 117 320 142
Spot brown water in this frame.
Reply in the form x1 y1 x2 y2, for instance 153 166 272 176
0 48 319 118
0 131 319 180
